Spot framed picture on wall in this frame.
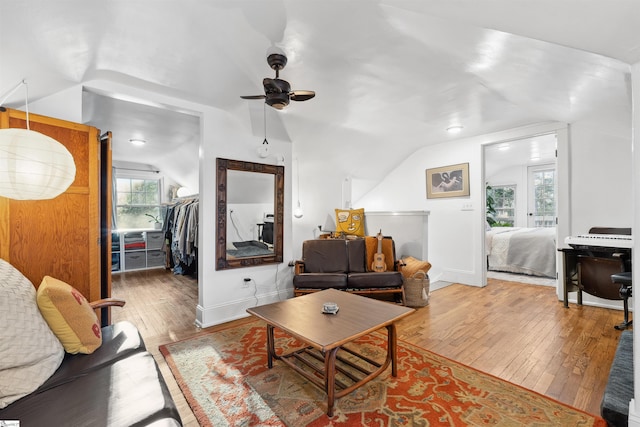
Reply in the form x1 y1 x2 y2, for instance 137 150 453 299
426 162 470 199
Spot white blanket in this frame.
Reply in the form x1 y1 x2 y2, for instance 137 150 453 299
486 227 556 278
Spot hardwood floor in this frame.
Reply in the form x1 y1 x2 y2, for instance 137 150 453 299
112 269 625 425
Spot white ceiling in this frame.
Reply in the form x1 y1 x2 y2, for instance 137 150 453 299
1 1 638 189
484 133 557 178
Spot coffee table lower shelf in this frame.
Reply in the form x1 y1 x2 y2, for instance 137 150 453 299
266 324 396 417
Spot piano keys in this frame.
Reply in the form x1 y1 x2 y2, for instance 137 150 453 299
565 234 632 249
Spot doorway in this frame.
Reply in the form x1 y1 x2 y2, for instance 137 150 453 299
483 133 558 286
82 89 201 277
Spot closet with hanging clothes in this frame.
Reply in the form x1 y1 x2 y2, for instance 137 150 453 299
163 196 199 276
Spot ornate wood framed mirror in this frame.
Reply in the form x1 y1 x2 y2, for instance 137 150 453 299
215 158 284 270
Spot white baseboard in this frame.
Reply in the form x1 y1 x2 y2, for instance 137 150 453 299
629 399 640 427
196 289 289 328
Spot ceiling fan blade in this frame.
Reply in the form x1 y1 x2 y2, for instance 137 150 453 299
240 95 266 100
290 90 316 101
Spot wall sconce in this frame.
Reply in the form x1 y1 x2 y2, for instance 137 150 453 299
0 80 76 200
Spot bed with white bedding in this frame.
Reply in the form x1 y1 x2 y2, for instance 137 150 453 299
486 227 557 278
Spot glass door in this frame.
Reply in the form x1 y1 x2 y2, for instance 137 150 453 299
527 165 556 227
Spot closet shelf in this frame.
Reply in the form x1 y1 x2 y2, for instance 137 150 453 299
112 229 165 272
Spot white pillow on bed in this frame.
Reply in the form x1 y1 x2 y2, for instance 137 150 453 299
0 259 64 408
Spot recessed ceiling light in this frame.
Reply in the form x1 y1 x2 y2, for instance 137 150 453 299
129 139 146 146
446 126 463 134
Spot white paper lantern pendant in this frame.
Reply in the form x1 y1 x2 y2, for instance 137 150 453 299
0 79 76 200
0 128 76 200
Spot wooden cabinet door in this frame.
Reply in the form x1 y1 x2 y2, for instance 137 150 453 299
0 108 105 305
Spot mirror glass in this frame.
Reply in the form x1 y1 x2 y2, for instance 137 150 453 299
227 170 275 255
216 158 284 270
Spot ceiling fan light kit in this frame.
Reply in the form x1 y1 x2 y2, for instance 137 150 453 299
266 91 290 110
257 142 270 158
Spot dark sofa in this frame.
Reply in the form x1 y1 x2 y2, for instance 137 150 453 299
0 320 182 426
293 238 405 303
601 330 633 427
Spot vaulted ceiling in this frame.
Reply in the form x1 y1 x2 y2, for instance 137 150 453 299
1 1 639 189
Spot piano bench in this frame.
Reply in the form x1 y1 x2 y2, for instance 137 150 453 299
601 330 633 427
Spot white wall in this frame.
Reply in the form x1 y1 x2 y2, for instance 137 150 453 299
569 122 633 234
291 163 346 259
355 134 481 285
196 98 293 327
628 61 640 427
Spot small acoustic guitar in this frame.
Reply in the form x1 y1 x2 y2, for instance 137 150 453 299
371 230 387 272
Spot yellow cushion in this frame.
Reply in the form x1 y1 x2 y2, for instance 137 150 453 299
365 236 395 272
401 256 432 278
335 208 365 237
36 276 102 354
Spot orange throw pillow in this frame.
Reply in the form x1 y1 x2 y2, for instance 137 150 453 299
365 236 395 272
37 276 102 354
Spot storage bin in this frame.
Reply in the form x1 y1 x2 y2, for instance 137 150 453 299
404 271 430 307
146 231 164 250
124 252 146 270
146 250 165 267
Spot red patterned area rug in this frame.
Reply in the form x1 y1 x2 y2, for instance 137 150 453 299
159 319 606 426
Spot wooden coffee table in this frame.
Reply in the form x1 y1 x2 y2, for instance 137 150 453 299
246 289 415 417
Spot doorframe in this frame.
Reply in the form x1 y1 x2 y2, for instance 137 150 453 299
481 124 570 300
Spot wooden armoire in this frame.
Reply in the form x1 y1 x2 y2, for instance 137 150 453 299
0 108 112 323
